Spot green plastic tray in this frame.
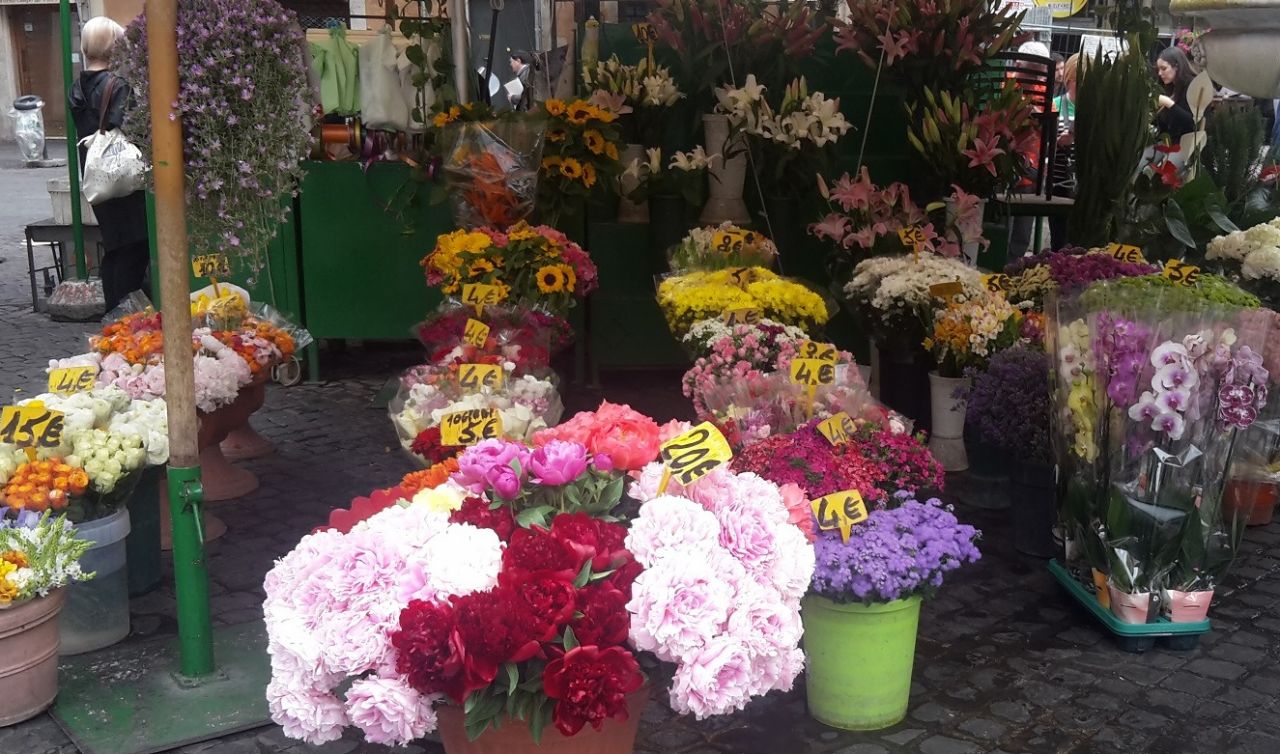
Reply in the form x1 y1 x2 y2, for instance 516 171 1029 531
1048 559 1211 638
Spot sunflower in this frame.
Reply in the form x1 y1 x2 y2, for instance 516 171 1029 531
559 158 584 180
541 155 562 173
536 264 570 294
431 105 462 128
582 162 598 188
547 127 568 143
468 259 496 278
605 141 619 161
590 106 618 124
566 101 593 125
545 99 567 117
583 129 606 155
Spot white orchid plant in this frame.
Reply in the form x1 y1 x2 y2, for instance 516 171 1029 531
714 74 851 197
622 146 717 205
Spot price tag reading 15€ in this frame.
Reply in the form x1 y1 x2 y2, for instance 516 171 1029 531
816 411 856 446
439 408 502 446
458 363 503 391
0 405 65 449
658 421 733 490
810 489 869 542
47 365 98 395
462 318 491 348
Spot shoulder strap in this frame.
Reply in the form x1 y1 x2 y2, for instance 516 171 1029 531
97 76 117 134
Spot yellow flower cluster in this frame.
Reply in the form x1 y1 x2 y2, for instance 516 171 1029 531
539 99 622 218
1057 319 1098 461
923 293 1021 376
657 267 831 336
0 552 24 606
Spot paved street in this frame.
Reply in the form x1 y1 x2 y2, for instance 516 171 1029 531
3 147 1280 753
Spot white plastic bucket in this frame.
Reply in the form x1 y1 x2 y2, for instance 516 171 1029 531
60 509 131 654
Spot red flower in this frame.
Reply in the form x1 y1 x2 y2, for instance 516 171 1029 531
1155 159 1183 189
392 600 470 702
449 496 516 542
502 527 588 583
543 646 644 736
453 590 542 688
571 582 630 647
320 486 410 534
549 514 629 572
1154 142 1182 154
604 560 644 600
508 573 578 642
410 426 463 465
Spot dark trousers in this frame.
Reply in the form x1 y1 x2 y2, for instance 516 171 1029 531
100 239 150 312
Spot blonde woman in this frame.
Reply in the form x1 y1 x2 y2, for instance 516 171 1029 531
68 16 149 312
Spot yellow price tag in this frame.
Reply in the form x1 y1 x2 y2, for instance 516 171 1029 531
0 405 66 450
631 22 658 44
816 412 856 446
720 308 762 327
439 408 503 446
1106 243 1146 264
790 358 837 387
191 253 231 278
712 229 757 257
462 318 491 348
457 363 504 391
462 283 504 315
796 340 838 362
1162 259 1201 287
658 421 733 490
47 366 98 395
898 226 927 254
982 273 1013 293
810 489 869 542
929 281 965 300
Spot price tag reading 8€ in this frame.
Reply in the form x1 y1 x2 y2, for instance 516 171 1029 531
816 411 856 446
439 408 503 446
0 405 65 450
48 365 98 395
462 318 491 348
1162 259 1201 287
790 358 836 387
458 363 504 391
658 421 733 491
810 489 869 542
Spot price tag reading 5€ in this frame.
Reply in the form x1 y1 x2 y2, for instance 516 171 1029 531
47 365 98 395
810 489 869 542
458 363 504 391
658 421 733 489
440 408 503 446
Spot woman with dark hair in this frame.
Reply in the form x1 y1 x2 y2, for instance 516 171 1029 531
1155 46 1197 141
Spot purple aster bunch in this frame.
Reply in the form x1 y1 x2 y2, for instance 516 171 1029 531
1093 312 1152 408
966 345 1051 463
115 0 314 269
811 493 981 604
1047 253 1157 292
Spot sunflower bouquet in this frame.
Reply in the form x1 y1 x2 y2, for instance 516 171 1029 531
421 223 599 315
538 98 623 224
656 266 831 337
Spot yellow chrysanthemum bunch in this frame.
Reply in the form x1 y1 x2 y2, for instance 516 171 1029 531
657 267 831 337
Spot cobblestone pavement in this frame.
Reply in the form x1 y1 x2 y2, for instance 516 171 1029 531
4 150 1280 753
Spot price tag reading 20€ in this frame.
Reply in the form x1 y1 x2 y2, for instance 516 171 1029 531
658 421 733 490
440 408 503 446
810 489 869 542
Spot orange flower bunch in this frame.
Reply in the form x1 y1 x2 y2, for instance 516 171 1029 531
210 319 297 377
400 458 460 495
3 460 89 512
91 311 165 365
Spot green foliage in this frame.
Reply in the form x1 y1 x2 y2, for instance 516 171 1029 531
1203 109 1280 228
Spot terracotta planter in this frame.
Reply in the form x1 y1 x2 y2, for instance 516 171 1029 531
1222 477 1279 527
0 588 67 726
197 378 268 501
1107 585 1151 624
220 420 275 461
1167 588 1215 623
436 687 647 754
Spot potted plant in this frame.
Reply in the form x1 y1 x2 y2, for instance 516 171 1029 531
0 511 94 725
966 345 1056 544
1164 492 1245 622
621 148 715 264
805 493 981 730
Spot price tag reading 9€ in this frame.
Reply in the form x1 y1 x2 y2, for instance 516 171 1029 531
47 365 98 395
458 363 504 391
790 358 836 387
191 253 231 278
796 340 838 362
816 412 856 446
439 408 503 446
462 283 504 315
658 421 733 490
0 405 66 450
810 489 868 542
1162 259 1201 287
462 318 491 348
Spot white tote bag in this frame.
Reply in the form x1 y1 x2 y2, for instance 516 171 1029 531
80 77 145 204
359 29 411 132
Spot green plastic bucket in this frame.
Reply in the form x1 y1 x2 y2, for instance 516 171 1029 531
802 594 922 730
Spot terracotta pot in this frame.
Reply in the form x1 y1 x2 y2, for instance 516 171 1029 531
1167 588 1215 623
1108 585 1151 624
0 589 67 726
197 378 268 501
1222 477 1279 527
436 687 647 754
220 420 275 461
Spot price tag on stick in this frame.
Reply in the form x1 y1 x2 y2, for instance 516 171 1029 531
191 253 231 278
462 318 491 348
790 358 836 387
899 226 927 256
816 412 856 446
458 363 504 391
657 421 733 494
0 405 65 449
797 340 838 362
810 489 869 542
720 308 762 326
439 408 503 446
47 366 98 395
1162 259 1201 287
982 273 1012 293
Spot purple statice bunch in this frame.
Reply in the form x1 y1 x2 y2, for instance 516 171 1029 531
1093 312 1152 408
810 494 981 604
115 0 314 270
1216 346 1269 430
966 345 1051 463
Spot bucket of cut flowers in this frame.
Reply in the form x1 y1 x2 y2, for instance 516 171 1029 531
803 494 981 730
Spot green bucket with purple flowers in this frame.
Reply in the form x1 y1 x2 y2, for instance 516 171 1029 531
801 595 923 730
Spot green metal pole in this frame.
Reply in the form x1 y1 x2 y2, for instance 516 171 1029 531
58 0 87 279
146 0 216 677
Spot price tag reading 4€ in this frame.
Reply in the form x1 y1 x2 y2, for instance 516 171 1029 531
458 363 504 391
462 283 504 315
47 365 98 395
658 421 733 489
1106 243 1146 264
816 412 856 446
790 358 836 386
1162 259 1200 286
462 318 491 348
439 408 503 446
796 340 838 362
0 405 65 449
720 308 761 326
810 489 868 542
191 253 231 278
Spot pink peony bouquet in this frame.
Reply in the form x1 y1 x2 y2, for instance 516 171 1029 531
532 401 664 472
85 334 252 413
626 462 814 718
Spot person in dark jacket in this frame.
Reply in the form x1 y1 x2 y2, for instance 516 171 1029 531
68 16 149 313
1155 46 1197 142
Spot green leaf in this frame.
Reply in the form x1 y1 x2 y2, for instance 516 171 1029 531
563 625 580 651
530 700 550 745
1164 199 1196 249
589 568 616 582
572 560 592 589
515 504 554 529
504 662 519 696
